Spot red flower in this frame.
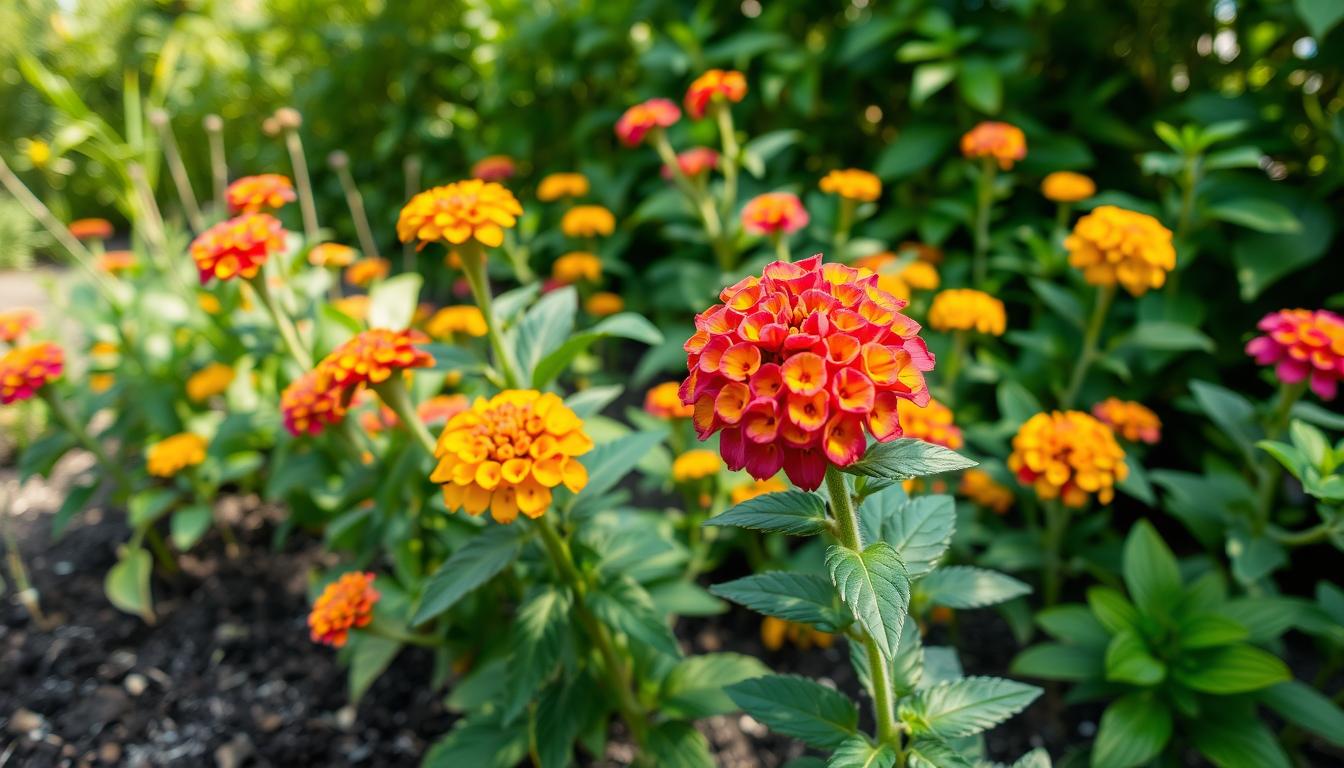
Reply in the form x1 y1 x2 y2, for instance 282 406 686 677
1246 309 1344 400
189 213 285 284
680 255 934 490
741 193 809 236
0 342 64 405
663 147 720 180
615 98 681 147
684 69 747 119
225 174 296 213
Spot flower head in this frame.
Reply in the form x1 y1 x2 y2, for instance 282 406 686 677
98 250 137 275
186 362 235 402
681 254 934 490
1092 398 1161 444
344 257 390 287
761 616 834 651
854 253 940 300
1008 411 1128 507
1065 206 1175 296
0 342 63 404
471 155 516 182
397 180 524 249
561 205 616 238
896 398 963 450
819 169 881 202
425 305 488 339
960 469 1013 514
585 292 624 316
663 147 720 180
741 192 809 236
189 213 285 284
615 98 681 146
309 242 357 268
146 432 208 477
308 572 379 648
960 122 1027 169
730 476 788 505
332 295 370 322
226 174 296 213
69 218 113 241
673 449 722 482
684 69 747 119
537 172 590 201
928 289 1006 336
281 369 348 436
0 308 38 343
552 252 603 284
316 328 435 393
1041 172 1096 203
645 381 695 419
431 390 593 524
1246 309 1344 400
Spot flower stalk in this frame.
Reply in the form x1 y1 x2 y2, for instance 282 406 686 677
1041 500 1071 606
329 152 382 260
972 157 997 286
651 128 736 272
248 275 314 370
1061 283 1116 409
372 376 438 459
458 242 521 388
279 117 321 243
149 110 205 231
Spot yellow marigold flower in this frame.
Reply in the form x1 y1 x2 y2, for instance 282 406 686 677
1008 411 1128 508
308 572 379 648
190 213 285 284
309 242 357 268
68 218 113 241
1065 206 1176 297
552 251 603 284
1092 397 1161 444
426 305 488 339
397 180 523 249
430 390 593 524
537 172 590 202
819 169 881 202
672 449 721 482
89 373 115 393
684 69 748 119
896 398 963 450
187 362 235 402
198 293 222 315
730 477 788 505
960 121 1027 170
928 289 1007 336
0 308 38 343
332 295 370 322
1041 172 1096 203
901 261 940 291
98 250 137 275
644 381 695 419
225 174 296 213
761 616 834 651
471 155 516 182
344 257 390 287
0 342 63 404
585 292 624 316
146 433 208 477
960 469 1013 515
561 205 616 238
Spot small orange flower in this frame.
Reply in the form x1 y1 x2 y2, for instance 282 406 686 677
1041 172 1096 203
198 293 223 315
190 213 285 284
309 243 357 268
615 98 681 146
585 292 624 316
425 305 488 339
344 257 390 287
645 381 695 419
537 172 590 202
684 69 747 119
1008 411 1128 507
760 616 834 651
0 342 63 404
430 390 593 524
89 373 115 393
898 241 943 264
663 147 720 180
280 369 348 436
316 328 435 393
146 432 208 477
961 122 1027 170
225 174 296 213
1247 309 1344 400
896 398 963 450
819 169 881 202
561 205 616 238
308 572 379 648
0 308 38 343
98 250 137 275
332 295 371 322
397 180 524 250
741 192 809 236
552 252 603 284
1066 206 1176 296
730 476 788 505
854 253 940 300
672 449 722 482
471 155 516 182
68 218 113 241
1092 398 1161 444
186 362 235 402
960 469 1013 515
928 289 1006 336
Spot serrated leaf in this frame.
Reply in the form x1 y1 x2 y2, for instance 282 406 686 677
901 676 1041 738
577 430 666 501
841 439 977 482
826 543 911 659
906 735 974 767
1091 692 1172 768
705 490 829 536
645 721 715 768
881 495 955 577
504 587 572 721
422 715 528 768
828 735 897 768
726 675 858 749
588 577 681 658
412 525 523 625
710 572 851 631
919 566 1031 609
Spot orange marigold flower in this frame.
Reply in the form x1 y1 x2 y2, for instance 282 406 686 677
928 289 1006 336
960 121 1027 170
561 205 616 238
896 397 963 450
430 390 593 524
225 174 296 213
1008 411 1128 508
853 253 940 300
332 295 370 322
615 98 681 147
761 616 834 651
1065 206 1175 297
730 476 788 505
186 362 235 402
1041 172 1096 203
585 292 624 316
309 242 357 268
552 251 603 284
741 192 809 236
471 155 516 182
344 257 390 287
1092 397 1162 444
645 381 695 419
537 172 590 202
684 69 747 119
98 250 137 275
280 369 348 436
189 213 285 284
146 432 208 477
68 218 113 240
0 342 63 404
425 305 488 339
308 572 379 648
681 254 934 490
316 328 435 393
819 169 881 202
397 180 524 250
0 308 38 343
672 449 722 482
960 469 1013 515
1246 309 1344 400
663 147 720 180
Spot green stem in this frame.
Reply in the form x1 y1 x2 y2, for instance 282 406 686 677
1254 380 1307 531
972 158 997 286
249 275 314 370
939 330 968 403
1165 153 1200 309
284 126 321 243
651 129 735 272
1061 283 1116 409
40 388 129 488
1270 519 1337 547
771 232 791 263
458 242 520 388
373 377 438 459
825 466 898 744
1041 500 1071 607
365 623 441 648
334 161 382 260
713 103 740 223
834 198 855 256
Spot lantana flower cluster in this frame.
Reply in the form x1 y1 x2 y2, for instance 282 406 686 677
397 180 523 249
146 433 208 477
308 572 379 648
225 174 296 213
280 329 434 436
1065 206 1176 296
1008 411 1128 507
0 342 64 404
190 213 285 284
1246 309 1344 401
1092 398 1162 444
928 289 1007 336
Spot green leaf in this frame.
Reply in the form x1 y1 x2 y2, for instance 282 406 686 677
710 572 852 631
1010 643 1102 681
957 59 1002 114
1087 587 1140 634
1175 644 1291 693
901 676 1040 738
577 430 667 501
513 287 578 383
1206 198 1301 234
564 385 622 419
534 675 597 768
1091 692 1173 768
741 129 802 179
1177 612 1249 650
588 577 680 658
1232 193 1334 300
170 504 213 550
881 495 956 577
1289 419 1330 466
906 736 974 768
919 566 1030 609
1259 680 1344 748
1105 630 1166 686
1122 520 1183 618
645 721 714 768
104 547 153 622
128 488 180 529
504 587 572 720
1256 440 1304 480
1037 605 1111 647
367 273 422 329
911 62 958 106
1010 748 1054 768
841 439 977 482
51 478 99 539
412 525 523 625
1204 145 1264 170
1297 0 1344 37
874 123 956 180
422 715 528 768
661 653 771 719
828 735 897 768
705 491 829 536
826 542 911 660
348 633 401 703
1188 714 1290 768
997 380 1044 428
531 312 662 387
1190 381 1260 461
1117 321 1215 353
725 675 859 749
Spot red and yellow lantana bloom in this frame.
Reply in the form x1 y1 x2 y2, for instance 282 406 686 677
225 174 296 213
1008 411 1128 507
1246 309 1344 401
1065 206 1175 297
741 193 809 236
615 98 681 146
0 342 63 405
397 180 524 249
1092 397 1162 444
960 122 1027 170
684 69 747 119
190 213 285 284
308 572 379 648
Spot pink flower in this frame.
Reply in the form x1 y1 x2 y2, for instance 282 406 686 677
1246 309 1344 400
741 193 810 236
615 99 681 147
